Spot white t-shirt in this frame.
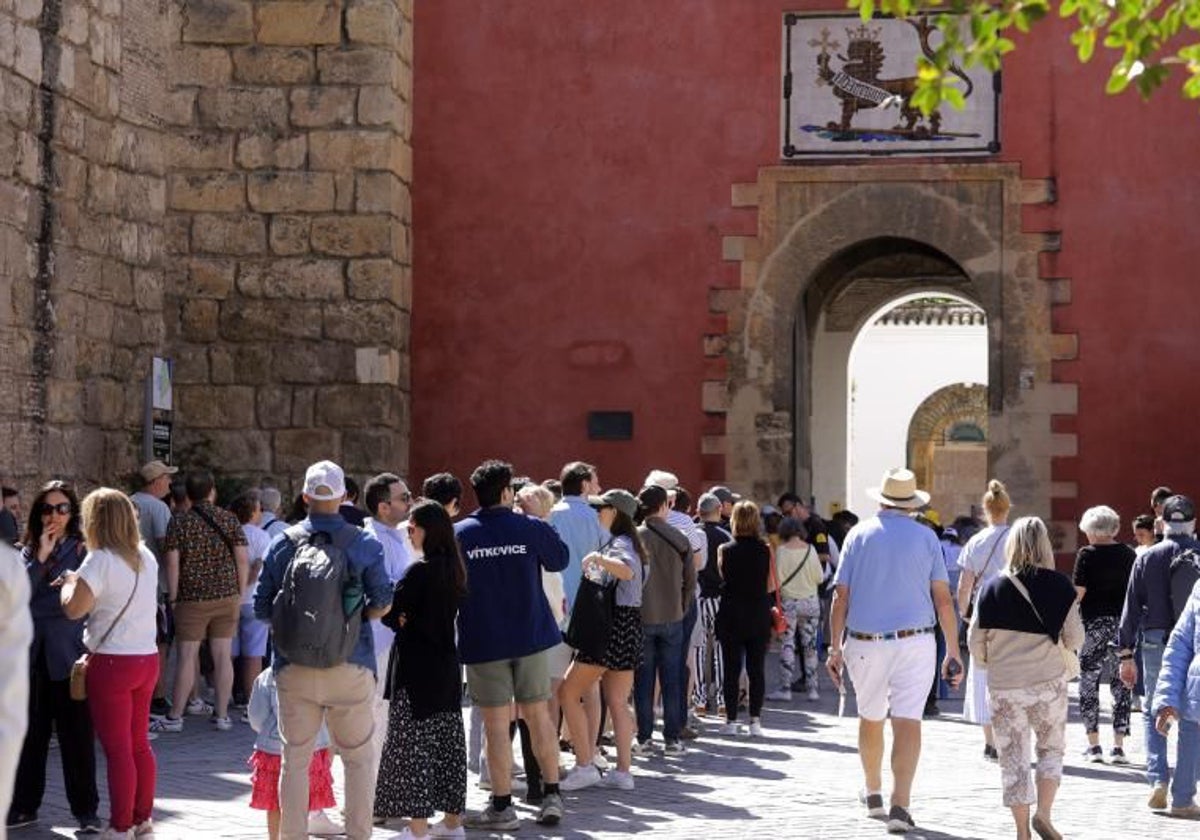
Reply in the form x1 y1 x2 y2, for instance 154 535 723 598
77 546 159 656
242 523 273 606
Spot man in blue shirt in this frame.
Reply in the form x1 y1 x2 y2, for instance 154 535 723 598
458 460 569 831
254 461 391 840
548 461 606 764
827 468 962 835
1118 494 1200 815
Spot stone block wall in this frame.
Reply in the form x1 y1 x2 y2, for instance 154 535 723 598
0 0 170 491
163 0 413 490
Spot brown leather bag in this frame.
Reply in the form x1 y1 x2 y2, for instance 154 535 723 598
70 566 140 701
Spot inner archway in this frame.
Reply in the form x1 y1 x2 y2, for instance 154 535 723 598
806 240 988 517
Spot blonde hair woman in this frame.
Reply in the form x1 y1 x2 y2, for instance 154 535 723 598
60 489 160 839
968 517 1083 840
957 479 1013 759
714 500 773 737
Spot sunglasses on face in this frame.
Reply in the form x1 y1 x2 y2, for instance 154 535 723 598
39 502 71 516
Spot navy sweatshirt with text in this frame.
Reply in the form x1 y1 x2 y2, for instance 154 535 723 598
455 506 570 664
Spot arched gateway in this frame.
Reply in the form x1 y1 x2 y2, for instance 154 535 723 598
712 164 1080 550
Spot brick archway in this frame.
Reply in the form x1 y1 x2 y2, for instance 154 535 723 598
708 165 1080 547
907 383 989 498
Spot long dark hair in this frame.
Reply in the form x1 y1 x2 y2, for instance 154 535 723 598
24 480 82 546
609 508 648 567
409 500 467 597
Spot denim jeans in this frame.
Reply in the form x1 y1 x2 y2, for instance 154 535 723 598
635 620 684 743
678 600 699 725
1143 634 1200 806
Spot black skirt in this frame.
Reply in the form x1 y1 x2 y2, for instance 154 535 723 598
575 605 643 671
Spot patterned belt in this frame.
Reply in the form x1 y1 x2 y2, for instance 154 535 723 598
847 626 935 642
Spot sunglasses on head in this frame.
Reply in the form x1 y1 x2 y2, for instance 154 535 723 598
39 502 71 516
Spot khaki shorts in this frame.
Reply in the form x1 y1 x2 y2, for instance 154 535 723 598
174 596 240 643
466 650 551 707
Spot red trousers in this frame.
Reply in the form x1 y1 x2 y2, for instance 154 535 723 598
86 654 159 831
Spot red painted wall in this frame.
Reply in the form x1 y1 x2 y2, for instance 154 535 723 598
412 1 1200 525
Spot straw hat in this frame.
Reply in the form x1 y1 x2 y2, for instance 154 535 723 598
865 468 930 510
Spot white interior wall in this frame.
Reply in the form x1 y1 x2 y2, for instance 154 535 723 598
847 322 987 517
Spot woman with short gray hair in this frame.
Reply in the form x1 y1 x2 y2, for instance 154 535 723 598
1072 505 1137 764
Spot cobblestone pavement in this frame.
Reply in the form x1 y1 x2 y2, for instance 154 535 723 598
13 684 1200 839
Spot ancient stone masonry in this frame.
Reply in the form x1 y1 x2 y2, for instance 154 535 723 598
164 0 414 491
0 0 414 498
1 0 171 490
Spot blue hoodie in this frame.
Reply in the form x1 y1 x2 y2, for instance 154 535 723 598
455 507 569 664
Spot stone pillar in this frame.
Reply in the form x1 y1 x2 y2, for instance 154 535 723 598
164 0 413 490
0 0 170 491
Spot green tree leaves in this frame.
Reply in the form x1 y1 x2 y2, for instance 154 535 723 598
853 0 1200 110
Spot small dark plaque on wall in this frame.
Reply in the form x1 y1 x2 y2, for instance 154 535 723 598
588 411 633 441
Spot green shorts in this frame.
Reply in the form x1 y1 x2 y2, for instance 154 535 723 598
465 650 551 707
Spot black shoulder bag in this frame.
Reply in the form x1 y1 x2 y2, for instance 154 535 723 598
564 539 617 661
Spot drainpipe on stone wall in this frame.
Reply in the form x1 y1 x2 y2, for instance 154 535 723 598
30 0 62 436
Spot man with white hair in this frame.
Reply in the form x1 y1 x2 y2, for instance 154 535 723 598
1118 494 1200 816
258 486 288 538
644 470 706 736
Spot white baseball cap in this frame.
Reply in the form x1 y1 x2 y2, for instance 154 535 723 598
644 469 679 491
303 460 346 501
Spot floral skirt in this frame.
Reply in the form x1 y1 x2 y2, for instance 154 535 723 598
575 605 643 671
248 747 335 812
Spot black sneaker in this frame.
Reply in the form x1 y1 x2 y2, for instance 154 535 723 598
524 784 545 806
859 790 886 818
77 815 102 834
1082 745 1104 763
1109 747 1130 765
984 745 999 762
149 697 171 720
923 700 940 717
5 812 37 829
887 804 916 834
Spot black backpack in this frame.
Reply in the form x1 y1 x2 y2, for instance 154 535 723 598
1169 547 1200 625
271 526 362 668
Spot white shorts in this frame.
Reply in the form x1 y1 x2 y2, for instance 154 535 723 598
844 633 936 721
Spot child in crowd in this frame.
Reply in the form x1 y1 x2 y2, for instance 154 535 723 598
246 669 343 838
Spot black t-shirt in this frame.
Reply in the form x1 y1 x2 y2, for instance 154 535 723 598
1072 542 1137 621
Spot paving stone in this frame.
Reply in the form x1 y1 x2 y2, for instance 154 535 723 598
16 680 1200 838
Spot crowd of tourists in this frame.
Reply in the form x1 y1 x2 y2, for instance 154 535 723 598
0 458 1198 839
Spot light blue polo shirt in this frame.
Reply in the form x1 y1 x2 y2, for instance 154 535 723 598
833 509 948 635
549 495 607 609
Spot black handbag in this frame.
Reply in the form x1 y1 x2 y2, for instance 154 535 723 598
563 575 617 661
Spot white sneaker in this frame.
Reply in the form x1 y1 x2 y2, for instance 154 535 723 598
807 686 820 701
98 829 133 839
307 810 344 836
630 739 655 757
601 769 635 790
560 763 602 791
592 751 611 771
765 688 792 701
133 819 154 836
427 822 466 839
719 722 741 736
210 715 232 731
185 698 213 716
663 740 685 756
748 718 764 737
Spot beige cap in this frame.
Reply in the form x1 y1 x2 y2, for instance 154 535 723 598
140 460 178 482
